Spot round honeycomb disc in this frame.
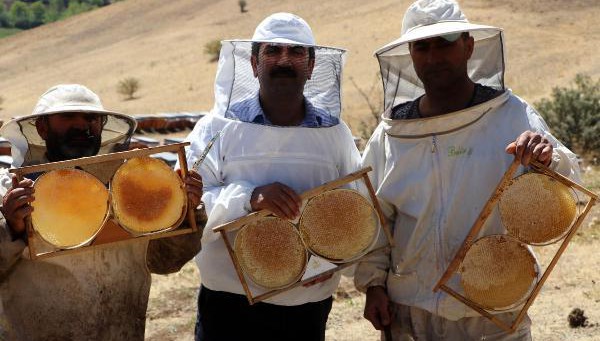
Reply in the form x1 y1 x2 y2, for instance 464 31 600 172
499 173 577 245
32 168 109 249
299 189 378 262
460 235 538 310
234 217 307 289
111 156 186 234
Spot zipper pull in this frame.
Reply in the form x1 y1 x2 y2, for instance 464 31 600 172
431 135 438 153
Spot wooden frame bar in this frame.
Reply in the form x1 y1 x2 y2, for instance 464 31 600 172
212 167 394 304
433 158 599 333
12 143 199 260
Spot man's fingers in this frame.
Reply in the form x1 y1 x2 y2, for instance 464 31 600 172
12 206 33 221
505 142 517 155
11 174 19 189
279 185 302 207
539 145 553 165
364 309 383 330
270 196 296 220
515 134 531 162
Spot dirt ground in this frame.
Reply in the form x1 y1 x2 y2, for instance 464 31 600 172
146 167 600 341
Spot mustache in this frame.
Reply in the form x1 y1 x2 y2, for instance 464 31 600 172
64 128 97 143
269 66 297 78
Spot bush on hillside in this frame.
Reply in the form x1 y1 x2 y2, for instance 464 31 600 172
536 74 600 160
238 0 247 13
204 39 221 62
9 1 32 29
117 77 141 100
350 73 384 143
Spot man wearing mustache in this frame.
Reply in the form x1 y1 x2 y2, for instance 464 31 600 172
187 13 360 341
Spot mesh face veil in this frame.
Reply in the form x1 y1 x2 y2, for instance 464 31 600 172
211 13 346 126
0 84 136 168
375 0 505 114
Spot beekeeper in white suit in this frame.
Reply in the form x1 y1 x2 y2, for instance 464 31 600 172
185 12 361 341
354 0 580 340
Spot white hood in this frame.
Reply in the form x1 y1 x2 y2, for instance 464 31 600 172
375 0 505 113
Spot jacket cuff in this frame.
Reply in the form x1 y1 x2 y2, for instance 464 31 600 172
354 266 388 293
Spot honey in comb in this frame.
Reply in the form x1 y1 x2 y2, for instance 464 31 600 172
111 156 186 234
32 168 108 249
460 235 537 310
234 217 307 289
499 173 577 245
298 189 378 262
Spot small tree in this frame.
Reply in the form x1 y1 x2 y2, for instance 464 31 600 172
117 77 140 100
238 0 247 13
30 2 46 27
0 4 9 28
350 73 384 142
536 74 600 160
204 39 221 62
9 1 31 29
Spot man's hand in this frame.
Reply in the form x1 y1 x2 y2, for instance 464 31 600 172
250 182 301 220
364 286 392 331
178 170 203 209
1 174 35 236
506 130 553 166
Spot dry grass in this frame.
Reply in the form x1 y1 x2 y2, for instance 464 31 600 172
0 0 598 136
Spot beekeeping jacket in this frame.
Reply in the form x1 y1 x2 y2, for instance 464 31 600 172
0 84 203 340
185 13 362 306
353 0 581 321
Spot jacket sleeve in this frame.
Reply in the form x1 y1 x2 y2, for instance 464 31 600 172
354 124 395 292
526 105 582 182
146 206 207 275
180 118 256 244
0 214 26 279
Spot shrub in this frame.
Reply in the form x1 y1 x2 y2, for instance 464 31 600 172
117 77 140 100
238 0 247 13
350 73 383 143
0 95 3 110
204 39 221 62
536 74 600 160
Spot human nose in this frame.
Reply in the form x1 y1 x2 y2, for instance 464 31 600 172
276 48 293 66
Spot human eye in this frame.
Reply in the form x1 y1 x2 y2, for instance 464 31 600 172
290 46 306 55
264 44 281 55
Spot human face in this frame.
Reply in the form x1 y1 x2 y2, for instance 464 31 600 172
251 43 315 97
36 112 104 161
409 34 474 91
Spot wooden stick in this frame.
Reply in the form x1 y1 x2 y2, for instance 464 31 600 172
251 245 390 303
512 197 597 328
440 284 513 333
211 167 373 233
362 173 394 247
31 227 196 259
10 142 190 176
178 148 198 232
221 230 254 305
530 160 599 199
433 158 521 292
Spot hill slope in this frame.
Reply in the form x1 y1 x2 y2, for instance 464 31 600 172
0 0 598 132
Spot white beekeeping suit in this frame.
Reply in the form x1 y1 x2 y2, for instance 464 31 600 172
355 0 580 326
185 13 361 305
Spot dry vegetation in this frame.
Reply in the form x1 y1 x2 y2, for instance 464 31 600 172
0 0 598 134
